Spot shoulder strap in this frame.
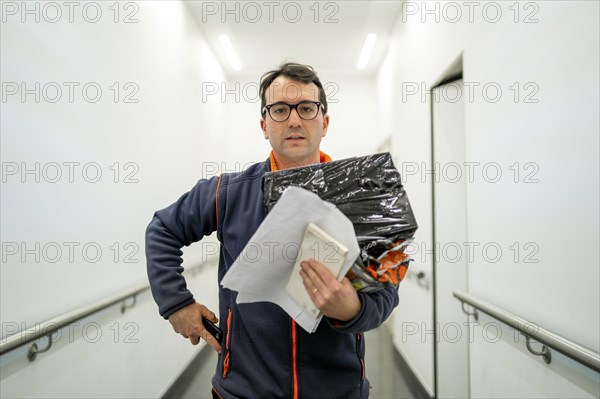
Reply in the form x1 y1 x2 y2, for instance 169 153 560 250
215 173 223 230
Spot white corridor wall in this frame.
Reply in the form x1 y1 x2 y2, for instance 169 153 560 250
1 1 227 396
378 1 600 397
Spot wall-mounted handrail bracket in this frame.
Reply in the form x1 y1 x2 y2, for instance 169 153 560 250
121 295 137 314
406 269 430 291
27 334 53 362
460 301 479 321
416 271 430 290
526 336 552 364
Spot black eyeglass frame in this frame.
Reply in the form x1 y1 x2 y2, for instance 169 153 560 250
261 101 324 122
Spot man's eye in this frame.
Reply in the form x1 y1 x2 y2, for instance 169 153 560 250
272 108 287 114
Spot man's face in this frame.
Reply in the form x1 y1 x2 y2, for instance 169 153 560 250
260 76 329 168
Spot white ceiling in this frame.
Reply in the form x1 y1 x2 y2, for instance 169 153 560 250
186 1 403 79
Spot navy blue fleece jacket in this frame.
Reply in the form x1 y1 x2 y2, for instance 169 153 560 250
145 157 399 399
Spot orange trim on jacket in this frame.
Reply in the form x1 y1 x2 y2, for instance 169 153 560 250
270 151 331 399
222 309 233 378
269 151 332 172
291 319 299 399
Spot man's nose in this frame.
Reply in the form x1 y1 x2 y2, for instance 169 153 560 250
287 108 302 126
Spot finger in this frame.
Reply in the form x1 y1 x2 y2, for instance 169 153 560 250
199 305 218 324
300 268 317 293
300 270 322 308
190 335 200 345
202 333 223 353
204 310 218 324
300 266 326 300
306 258 338 285
302 260 339 299
301 260 326 290
195 324 222 353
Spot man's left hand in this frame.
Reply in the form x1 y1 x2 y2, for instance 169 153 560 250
300 258 361 322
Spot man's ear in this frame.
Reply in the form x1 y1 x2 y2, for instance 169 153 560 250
260 117 268 139
321 114 329 137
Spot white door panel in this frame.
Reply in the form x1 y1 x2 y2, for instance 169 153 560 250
433 80 469 398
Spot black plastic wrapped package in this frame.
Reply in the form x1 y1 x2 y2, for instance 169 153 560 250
262 152 418 260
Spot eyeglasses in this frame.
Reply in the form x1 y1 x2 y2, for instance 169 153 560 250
262 101 323 122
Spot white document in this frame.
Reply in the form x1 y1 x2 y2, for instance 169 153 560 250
220 186 360 333
286 223 349 320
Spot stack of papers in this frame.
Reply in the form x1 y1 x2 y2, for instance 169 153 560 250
220 187 360 333
286 223 349 320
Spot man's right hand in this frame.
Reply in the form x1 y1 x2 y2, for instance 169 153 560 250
168 302 222 353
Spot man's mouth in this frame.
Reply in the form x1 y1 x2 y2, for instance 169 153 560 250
286 134 305 141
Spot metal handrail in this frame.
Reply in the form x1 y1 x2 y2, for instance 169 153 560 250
454 290 600 373
0 282 150 357
0 259 217 359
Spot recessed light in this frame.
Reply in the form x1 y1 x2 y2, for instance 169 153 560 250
357 33 377 70
219 34 242 71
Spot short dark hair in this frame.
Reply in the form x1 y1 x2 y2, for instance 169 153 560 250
259 62 328 117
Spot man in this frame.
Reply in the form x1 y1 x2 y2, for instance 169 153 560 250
145 62 399 399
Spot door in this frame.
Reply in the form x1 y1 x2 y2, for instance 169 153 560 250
432 79 469 398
